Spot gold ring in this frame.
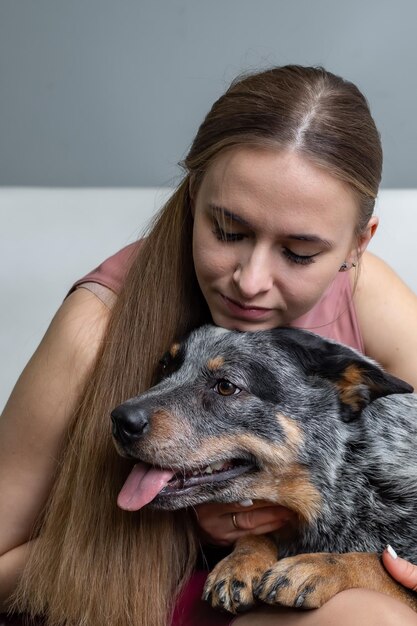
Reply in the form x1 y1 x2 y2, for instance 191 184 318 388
231 513 240 530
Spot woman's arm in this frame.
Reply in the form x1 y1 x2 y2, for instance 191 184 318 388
354 251 417 388
0 288 111 610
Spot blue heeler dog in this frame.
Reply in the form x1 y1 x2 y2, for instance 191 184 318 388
111 325 417 614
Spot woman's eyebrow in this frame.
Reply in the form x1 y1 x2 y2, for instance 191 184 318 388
209 204 251 227
287 235 333 248
209 203 333 248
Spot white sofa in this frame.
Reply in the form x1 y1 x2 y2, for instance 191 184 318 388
1 187 416 410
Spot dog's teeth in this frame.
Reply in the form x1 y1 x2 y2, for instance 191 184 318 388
187 461 231 477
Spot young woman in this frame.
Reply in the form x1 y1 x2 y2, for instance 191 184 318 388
1 65 417 626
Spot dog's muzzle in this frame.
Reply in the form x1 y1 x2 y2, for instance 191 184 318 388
111 403 150 445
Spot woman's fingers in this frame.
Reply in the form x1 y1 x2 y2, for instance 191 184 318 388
229 506 293 532
382 546 417 591
195 501 294 545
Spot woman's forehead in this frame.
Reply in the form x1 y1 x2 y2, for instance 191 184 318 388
197 146 359 235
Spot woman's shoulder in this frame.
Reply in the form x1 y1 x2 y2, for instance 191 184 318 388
354 251 416 314
354 251 417 386
71 241 142 296
68 241 142 308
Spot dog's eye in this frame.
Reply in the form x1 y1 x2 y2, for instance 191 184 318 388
214 379 241 396
158 357 169 374
156 354 173 380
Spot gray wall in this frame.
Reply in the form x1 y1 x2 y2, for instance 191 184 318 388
1 0 417 188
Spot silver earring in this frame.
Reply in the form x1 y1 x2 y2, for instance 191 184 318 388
339 261 357 272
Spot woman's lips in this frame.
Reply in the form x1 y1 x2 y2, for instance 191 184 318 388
221 294 273 320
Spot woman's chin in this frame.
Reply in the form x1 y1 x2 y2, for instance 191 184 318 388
211 312 281 333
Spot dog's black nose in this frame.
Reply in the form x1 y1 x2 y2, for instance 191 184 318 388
111 403 150 444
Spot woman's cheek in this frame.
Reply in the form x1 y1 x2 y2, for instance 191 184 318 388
195 243 236 281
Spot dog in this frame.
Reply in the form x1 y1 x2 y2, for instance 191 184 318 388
111 325 417 614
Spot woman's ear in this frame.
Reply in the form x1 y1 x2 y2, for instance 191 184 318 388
348 215 379 263
357 215 379 257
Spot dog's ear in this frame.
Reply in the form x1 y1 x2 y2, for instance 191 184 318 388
272 328 414 421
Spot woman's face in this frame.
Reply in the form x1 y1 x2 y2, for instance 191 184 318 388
192 146 373 332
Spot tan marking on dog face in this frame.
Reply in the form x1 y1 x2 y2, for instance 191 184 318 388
135 429 306 493
273 465 322 523
132 432 289 472
191 433 297 469
149 409 192 440
245 464 322 523
207 356 225 371
276 414 303 450
169 343 180 358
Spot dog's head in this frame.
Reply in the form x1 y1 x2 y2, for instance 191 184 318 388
111 325 413 520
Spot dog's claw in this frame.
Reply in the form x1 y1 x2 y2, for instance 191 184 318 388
255 554 346 609
204 562 257 613
201 588 211 603
294 586 313 608
232 579 245 604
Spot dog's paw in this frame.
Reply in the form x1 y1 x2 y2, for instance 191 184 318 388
203 535 278 614
203 553 268 614
255 553 347 609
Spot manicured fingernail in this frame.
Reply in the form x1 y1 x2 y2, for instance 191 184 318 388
386 544 398 559
239 499 253 507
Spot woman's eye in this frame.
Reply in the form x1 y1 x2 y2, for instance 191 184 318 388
283 248 318 265
213 222 246 242
214 379 241 396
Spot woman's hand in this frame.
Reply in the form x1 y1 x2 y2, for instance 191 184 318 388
195 500 295 546
382 546 417 591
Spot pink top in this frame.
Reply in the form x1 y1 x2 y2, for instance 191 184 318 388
72 241 364 353
72 242 140 295
289 272 364 353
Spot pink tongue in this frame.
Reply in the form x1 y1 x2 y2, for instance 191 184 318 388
117 462 175 511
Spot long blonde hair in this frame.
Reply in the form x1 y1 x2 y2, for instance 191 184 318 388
14 65 382 626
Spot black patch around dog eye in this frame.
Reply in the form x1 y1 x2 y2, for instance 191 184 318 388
154 348 185 383
245 361 283 404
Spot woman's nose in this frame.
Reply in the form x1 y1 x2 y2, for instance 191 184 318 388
232 249 274 299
